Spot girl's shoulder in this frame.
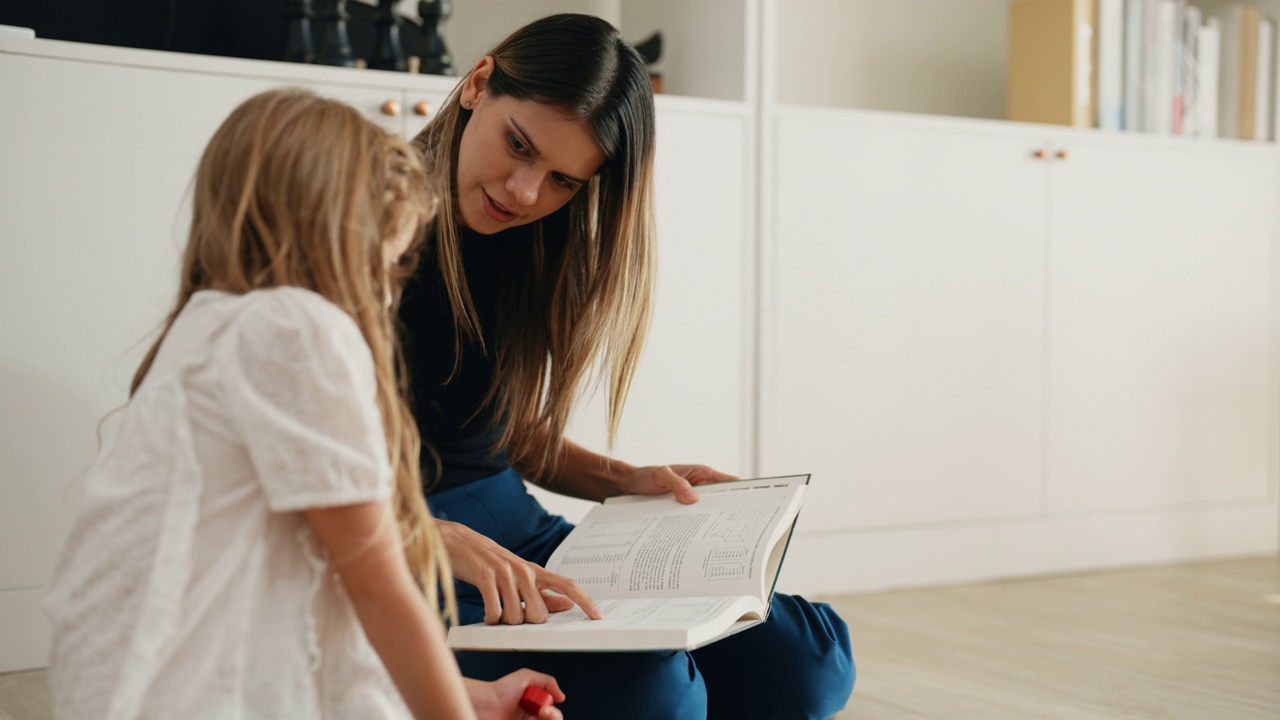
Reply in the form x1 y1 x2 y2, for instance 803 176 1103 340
206 286 372 376
223 286 363 345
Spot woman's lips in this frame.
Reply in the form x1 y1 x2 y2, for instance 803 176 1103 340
482 190 517 223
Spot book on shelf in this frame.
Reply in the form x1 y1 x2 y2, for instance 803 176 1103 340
1147 0 1178 134
446 474 810 652
1254 17 1275 141
1008 0 1096 127
1097 0 1127 130
1218 3 1262 139
1124 0 1147 130
1197 16 1222 138
1179 3 1203 137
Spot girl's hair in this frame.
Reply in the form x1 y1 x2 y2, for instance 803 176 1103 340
413 13 657 480
131 88 455 621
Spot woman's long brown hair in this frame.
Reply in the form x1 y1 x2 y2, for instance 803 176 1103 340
131 88 455 621
413 13 657 482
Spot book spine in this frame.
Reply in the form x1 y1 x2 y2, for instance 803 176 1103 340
1124 0 1146 130
1239 5 1260 140
1181 4 1202 137
1254 18 1274 141
1098 0 1126 129
1197 18 1221 139
1077 0 1098 127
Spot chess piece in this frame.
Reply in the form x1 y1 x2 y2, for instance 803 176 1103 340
282 0 316 64
633 32 662 65
369 0 406 71
416 0 455 76
316 0 356 67
632 31 663 94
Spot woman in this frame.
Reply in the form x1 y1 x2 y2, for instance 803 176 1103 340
401 14 855 719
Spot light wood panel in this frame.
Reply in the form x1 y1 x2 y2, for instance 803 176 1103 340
825 556 1280 719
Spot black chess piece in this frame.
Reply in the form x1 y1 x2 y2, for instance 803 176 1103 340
416 0 454 76
283 0 316 64
632 31 663 94
633 32 663 65
369 0 406 71
316 0 356 67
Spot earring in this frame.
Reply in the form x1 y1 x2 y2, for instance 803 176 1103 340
464 101 472 109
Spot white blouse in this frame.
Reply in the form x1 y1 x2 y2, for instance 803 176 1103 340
44 287 412 720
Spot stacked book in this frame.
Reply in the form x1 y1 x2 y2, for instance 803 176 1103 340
1008 0 1277 141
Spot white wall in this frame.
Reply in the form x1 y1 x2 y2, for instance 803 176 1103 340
621 0 747 101
776 0 1008 118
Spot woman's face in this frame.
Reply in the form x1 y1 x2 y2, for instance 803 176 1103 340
455 59 605 235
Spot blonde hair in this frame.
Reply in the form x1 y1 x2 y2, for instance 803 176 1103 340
413 14 657 481
132 88 455 621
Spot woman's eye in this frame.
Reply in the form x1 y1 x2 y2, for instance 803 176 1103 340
553 174 576 191
509 133 529 155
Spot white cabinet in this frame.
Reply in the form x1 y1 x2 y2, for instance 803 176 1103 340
761 106 1279 594
1047 135 1279 512
762 109 1050 532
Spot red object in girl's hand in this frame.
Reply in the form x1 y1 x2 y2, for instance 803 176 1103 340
519 685 554 715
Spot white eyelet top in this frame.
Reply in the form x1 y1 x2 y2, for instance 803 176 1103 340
44 287 412 720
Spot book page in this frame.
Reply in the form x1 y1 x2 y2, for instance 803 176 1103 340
545 475 807 601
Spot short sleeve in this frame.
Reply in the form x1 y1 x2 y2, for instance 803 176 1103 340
217 288 393 512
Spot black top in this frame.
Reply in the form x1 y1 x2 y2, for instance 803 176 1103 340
399 227 512 494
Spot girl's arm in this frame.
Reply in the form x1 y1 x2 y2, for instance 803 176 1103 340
305 501 476 720
529 439 737 504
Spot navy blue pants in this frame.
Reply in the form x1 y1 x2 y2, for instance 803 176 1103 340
429 468 856 719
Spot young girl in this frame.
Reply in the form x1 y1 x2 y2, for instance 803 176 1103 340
401 13 855 719
43 88 563 720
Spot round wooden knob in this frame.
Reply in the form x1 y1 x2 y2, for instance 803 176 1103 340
1055 149 1070 160
380 99 401 116
1032 148 1048 159
413 100 431 116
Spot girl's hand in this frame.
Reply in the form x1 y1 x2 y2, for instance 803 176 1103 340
621 464 738 504
465 671 565 720
438 519 603 625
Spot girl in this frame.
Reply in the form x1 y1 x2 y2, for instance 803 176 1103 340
401 13 856 719
44 88 562 720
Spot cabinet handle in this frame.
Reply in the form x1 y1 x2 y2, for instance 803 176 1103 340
413 100 431 116
380 99 401 116
1055 149 1069 160
1032 148 1048 159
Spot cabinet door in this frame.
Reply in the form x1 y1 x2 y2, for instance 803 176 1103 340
1047 138 1279 512
763 111 1050 532
535 103 754 521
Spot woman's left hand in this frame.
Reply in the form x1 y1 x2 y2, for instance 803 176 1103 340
621 464 738 504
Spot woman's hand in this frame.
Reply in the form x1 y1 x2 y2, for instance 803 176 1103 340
438 519 603 625
465 671 566 720
621 464 738 504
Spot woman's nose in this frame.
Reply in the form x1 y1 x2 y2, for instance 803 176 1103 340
507 168 541 207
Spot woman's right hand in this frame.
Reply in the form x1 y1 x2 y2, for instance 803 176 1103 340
465 672 565 720
438 519 603 625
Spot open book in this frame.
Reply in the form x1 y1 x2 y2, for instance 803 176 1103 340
446 474 810 652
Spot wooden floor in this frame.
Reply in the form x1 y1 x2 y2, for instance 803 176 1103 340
824 555 1280 720
2 556 1276 719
